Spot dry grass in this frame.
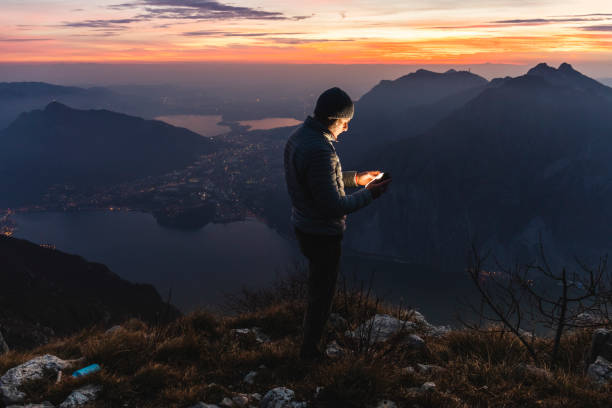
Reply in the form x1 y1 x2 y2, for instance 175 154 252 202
1 284 610 408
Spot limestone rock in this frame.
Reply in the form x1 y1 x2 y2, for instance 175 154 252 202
407 310 451 337
421 382 436 391
325 341 344 358
232 328 270 344
243 371 257 385
401 366 415 375
1 355 72 403
59 385 102 407
232 394 250 407
404 334 425 349
260 387 307 408
375 400 397 408
587 356 612 385
346 314 416 344
416 364 445 374
251 327 271 344
587 328 612 365
104 325 123 335
220 397 234 407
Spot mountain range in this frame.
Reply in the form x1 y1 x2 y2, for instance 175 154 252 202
337 69 488 168
0 235 179 350
343 63 612 268
0 102 217 207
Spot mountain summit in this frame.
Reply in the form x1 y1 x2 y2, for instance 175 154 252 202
526 62 612 96
345 63 612 267
338 68 488 167
0 103 217 207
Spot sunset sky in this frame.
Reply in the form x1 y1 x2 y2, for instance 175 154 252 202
2 0 612 65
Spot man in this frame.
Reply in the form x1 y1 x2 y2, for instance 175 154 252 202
283 87 392 359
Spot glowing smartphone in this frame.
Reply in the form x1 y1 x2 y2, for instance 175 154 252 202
365 172 384 187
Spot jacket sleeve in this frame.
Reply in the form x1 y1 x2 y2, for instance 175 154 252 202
306 148 373 218
342 171 358 188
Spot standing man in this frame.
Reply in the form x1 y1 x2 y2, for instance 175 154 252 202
284 87 392 359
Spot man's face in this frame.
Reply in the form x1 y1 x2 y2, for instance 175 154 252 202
328 118 350 140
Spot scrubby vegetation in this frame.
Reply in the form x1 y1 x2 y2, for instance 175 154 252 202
1 272 610 408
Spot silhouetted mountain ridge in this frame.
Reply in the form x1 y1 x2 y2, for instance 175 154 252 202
338 68 488 167
0 235 179 350
344 63 612 268
0 102 217 207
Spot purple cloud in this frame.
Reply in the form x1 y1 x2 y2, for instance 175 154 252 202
581 25 612 31
182 30 304 37
62 18 142 28
109 0 301 21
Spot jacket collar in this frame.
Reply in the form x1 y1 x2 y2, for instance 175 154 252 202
304 116 336 143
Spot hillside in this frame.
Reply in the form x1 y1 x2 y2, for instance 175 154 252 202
344 63 612 268
0 235 179 351
0 102 217 207
0 82 115 130
337 69 488 167
0 277 609 407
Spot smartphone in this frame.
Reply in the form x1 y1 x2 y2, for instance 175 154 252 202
365 172 384 187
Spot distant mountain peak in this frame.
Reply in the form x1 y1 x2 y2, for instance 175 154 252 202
527 62 556 76
524 62 611 95
558 62 576 73
45 101 69 112
445 69 457 74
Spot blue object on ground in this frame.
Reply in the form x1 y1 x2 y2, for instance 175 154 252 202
72 363 101 377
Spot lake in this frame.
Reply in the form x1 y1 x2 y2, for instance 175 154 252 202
12 211 473 324
155 114 230 137
238 117 301 130
155 114 301 136
12 211 298 312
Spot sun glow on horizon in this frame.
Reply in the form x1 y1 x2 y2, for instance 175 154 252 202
2 1 612 66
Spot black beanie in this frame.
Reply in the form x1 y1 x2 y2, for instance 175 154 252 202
314 87 354 120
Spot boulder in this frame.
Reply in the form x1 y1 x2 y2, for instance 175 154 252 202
587 356 612 385
1 355 72 404
325 341 344 358
59 385 102 407
260 387 307 408
375 400 397 408
104 325 123 335
232 328 270 344
421 382 436 392
220 397 234 407
416 364 445 374
403 334 425 349
408 310 451 337
346 314 416 344
243 371 258 385
232 394 250 407
401 366 415 375
587 328 612 366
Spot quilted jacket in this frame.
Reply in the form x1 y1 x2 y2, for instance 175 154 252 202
283 116 373 235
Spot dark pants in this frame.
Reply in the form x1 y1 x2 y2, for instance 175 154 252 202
294 227 342 356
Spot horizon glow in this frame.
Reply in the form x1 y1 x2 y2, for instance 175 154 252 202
2 1 612 66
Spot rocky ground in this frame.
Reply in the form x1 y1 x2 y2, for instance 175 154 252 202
0 282 611 408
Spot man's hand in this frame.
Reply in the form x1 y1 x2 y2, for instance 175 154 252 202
366 177 392 199
356 170 381 186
